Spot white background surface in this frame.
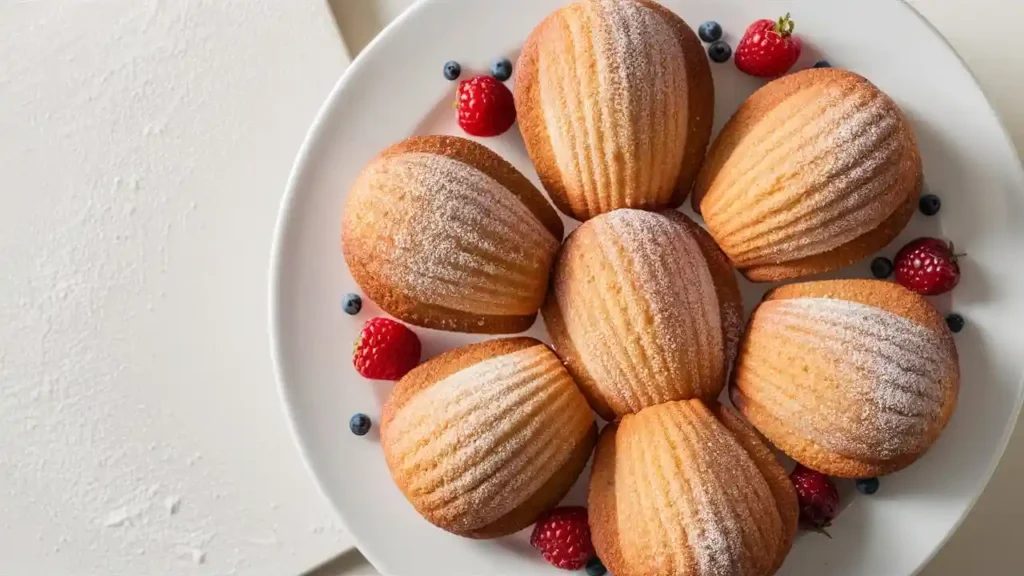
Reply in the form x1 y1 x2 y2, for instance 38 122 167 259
1 0 1022 575
1 1 353 575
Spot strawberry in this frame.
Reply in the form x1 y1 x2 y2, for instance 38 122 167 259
790 464 839 536
456 75 516 137
893 237 962 296
352 317 421 380
530 506 595 570
735 13 802 78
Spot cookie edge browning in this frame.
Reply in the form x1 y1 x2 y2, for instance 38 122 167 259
731 279 960 478
589 400 786 576
662 210 744 372
381 337 598 538
341 135 563 334
710 402 798 575
515 0 714 222
693 68 923 282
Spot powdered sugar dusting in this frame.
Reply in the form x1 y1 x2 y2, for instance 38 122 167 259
751 297 954 459
704 78 914 266
385 346 592 532
352 152 558 317
553 210 725 416
536 0 688 219
612 402 780 574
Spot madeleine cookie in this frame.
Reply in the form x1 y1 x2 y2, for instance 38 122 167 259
731 279 960 478
694 68 922 282
543 209 742 420
381 338 597 539
342 135 564 334
589 400 790 576
515 0 714 221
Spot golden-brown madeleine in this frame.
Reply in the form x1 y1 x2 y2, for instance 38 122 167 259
380 337 596 539
589 400 786 576
543 209 742 421
694 68 922 282
342 135 564 334
515 0 713 221
731 279 960 478
710 402 798 575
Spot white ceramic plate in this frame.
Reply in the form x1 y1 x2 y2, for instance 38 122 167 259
271 0 1024 574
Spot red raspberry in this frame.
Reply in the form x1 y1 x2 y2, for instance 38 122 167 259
456 75 516 137
893 237 961 296
530 506 595 571
790 464 839 536
735 13 803 78
352 317 421 380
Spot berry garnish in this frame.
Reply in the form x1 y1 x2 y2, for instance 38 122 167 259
349 413 371 436
708 41 733 63
585 556 607 576
893 238 962 296
698 21 723 43
353 317 422 380
530 506 595 570
919 193 942 216
946 313 965 333
790 464 839 536
856 477 880 495
490 58 513 82
735 13 802 78
342 293 362 315
443 60 461 81
870 256 894 279
456 75 517 137
812 60 832 68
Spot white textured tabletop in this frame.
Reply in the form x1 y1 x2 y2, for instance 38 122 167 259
319 0 1024 574
1 1 353 575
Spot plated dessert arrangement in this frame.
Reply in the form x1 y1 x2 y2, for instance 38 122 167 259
336 0 965 574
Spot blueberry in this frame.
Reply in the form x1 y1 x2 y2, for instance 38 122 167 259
707 41 732 63
919 194 942 216
350 413 372 436
698 21 723 43
490 58 513 82
856 477 880 495
443 60 461 81
342 293 362 315
585 557 607 576
946 313 965 333
870 257 894 279
813 60 833 68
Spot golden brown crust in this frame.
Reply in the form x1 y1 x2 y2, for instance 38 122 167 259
741 173 920 283
382 337 540 424
468 423 597 539
342 135 562 334
663 210 744 367
764 279 950 335
641 0 715 207
589 400 785 576
694 68 923 282
381 338 597 538
515 9 575 217
383 136 564 240
542 210 737 421
541 290 617 420
730 279 960 478
588 422 625 572
710 403 798 574
515 0 713 221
